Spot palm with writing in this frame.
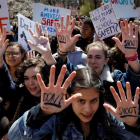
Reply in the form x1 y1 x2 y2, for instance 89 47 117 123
0 27 9 58
37 65 82 115
104 81 139 127
28 22 51 56
112 20 138 57
54 14 81 52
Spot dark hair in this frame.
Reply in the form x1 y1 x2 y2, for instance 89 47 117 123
4 42 26 66
57 66 120 139
72 26 81 37
15 58 48 84
83 18 95 30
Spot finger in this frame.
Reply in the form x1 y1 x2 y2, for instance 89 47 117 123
54 21 60 33
39 24 44 36
35 22 40 37
65 93 82 107
56 65 67 87
65 14 70 30
134 87 139 104
60 16 64 31
36 53 39 58
27 41 36 50
69 18 76 33
120 21 125 37
1 27 6 42
45 28 48 38
124 19 129 34
126 82 132 101
103 103 116 117
29 28 38 42
117 81 126 101
62 71 76 89
27 52 29 60
33 50 35 58
72 34 81 43
49 65 56 87
129 21 133 35
36 73 46 91
112 37 122 49
135 25 138 38
110 86 121 103
30 50 33 59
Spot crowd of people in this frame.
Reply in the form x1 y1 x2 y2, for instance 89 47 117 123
0 4 140 140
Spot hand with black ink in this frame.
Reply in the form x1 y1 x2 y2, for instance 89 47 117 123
37 65 82 115
28 23 56 65
54 14 81 53
104 81 139 127
0 27 9 67
112 19 138 57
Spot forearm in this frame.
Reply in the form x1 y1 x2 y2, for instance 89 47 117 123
0 57 4 68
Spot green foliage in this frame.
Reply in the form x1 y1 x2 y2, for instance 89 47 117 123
80 1 94 16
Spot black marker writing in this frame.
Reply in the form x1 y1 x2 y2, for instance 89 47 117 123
43 93 64 108
119 107 137 118
58 35 69 44
124 40 137 49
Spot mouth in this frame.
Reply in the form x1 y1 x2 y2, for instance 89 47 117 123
81 113 92 119
29 87 37 92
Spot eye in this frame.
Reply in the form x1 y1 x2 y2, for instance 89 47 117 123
87 56 92 59
24 77 28 81
91 98 97 103
78 99 85 104
96 56 101 59
33 76 37 80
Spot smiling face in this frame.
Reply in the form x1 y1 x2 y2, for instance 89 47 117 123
72 88 99 124
5 45 24 67
87 46 109 74
24 66 41 97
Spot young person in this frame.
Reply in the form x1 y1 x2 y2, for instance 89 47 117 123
8 65 140 139
0 24 56 138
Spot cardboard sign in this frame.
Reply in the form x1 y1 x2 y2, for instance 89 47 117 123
89 2 120 40
103 0 138 18
136 7 140 19
18 13 37 52
33 3 71 36
0 0 11 35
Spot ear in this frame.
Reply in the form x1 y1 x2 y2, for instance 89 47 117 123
105 58 109 65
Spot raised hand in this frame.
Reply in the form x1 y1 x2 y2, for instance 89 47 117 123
28 23 50 56
112 20 138 57
54 14 81 52
37 65 82 115
104 81 139 127
0 27 9 58
26 50 39 60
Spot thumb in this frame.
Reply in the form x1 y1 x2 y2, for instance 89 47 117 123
65 93 82 107
72 34 81 43
103 103 116 117
112 37 121 47
28 40 39 52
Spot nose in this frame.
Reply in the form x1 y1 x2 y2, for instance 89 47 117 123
9 53 14 57
29 79 34 85
91 58 95 64
84 103 92 112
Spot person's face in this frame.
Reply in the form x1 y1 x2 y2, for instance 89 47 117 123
72 88 99 124
81 23 94 40
5 46 24 67
24 66 41 97
87 46 109 74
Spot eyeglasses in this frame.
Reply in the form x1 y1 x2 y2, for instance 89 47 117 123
5 51 20 57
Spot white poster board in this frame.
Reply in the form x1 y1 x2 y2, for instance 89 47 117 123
103 0 138 18
0 0 11 35
33 3 71 36
89 2 120 40
18 13 36 52
136 7 140 19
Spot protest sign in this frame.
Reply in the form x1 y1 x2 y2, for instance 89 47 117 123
136 7 140 19
18 13 37 52
0 0 11 35
103 0 138 18
89 2 120 40
33 3 71 36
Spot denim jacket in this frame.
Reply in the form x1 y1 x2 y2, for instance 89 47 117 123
8 110 140 140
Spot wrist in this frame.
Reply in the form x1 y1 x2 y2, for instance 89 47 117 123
57 48 68 56
125 118 139 128
125 53 138 61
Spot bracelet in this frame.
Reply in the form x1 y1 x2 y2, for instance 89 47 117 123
58 48 68 54
57 51 68 56
125 53 138 61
